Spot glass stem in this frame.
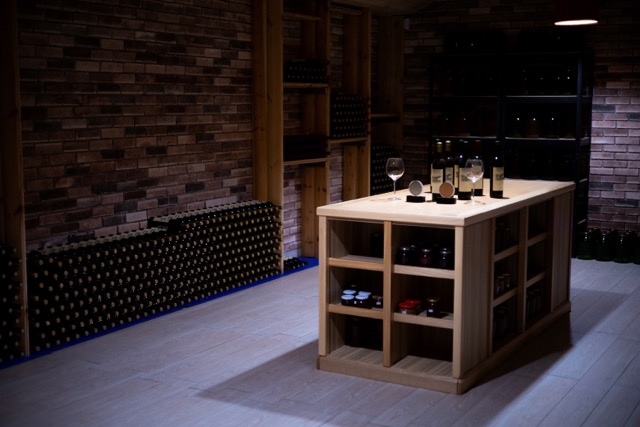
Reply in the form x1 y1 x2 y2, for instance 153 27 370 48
393 181 397 197
470 181 475 203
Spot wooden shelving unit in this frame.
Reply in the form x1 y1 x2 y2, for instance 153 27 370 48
252 0 331 259
317 179 574 394
253 1 405 258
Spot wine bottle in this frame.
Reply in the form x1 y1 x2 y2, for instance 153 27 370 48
444 140 454 186
456 140 472 200
490 140 505 199
472 140 484 196
430 140 445 200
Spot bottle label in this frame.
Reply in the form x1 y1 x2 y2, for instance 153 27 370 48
459 169 472 192
445 168 453 184
453 165 459 188
431 169 443 193
492 167 504 191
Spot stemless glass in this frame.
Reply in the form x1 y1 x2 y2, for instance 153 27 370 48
464 159 484 204
385 157 405 200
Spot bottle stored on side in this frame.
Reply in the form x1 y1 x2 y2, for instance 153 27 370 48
490 140 505 198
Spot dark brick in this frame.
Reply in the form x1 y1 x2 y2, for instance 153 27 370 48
102 214 126 227
66 165 91 176
65 209 93 222
124 190 147 201
39 188 68 201
91 182 117 195
146 146 168 156
100 149 125 159
185 182 205 193
158 196 178 207
115 200 138 214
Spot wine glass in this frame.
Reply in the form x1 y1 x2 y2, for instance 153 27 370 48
463 159 484 204
385 157 405 200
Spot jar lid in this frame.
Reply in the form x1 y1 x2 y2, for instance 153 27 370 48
357 291 371 297
341 295 354 301
342 289 357 295
355 294 368 300
426 297 440 303
399 300 418 308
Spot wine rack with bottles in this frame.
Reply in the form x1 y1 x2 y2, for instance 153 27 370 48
318 179 574 394
330 92 368 139
0 242 25 362
429 42 592 251
26 201 282 355
370 142 400 196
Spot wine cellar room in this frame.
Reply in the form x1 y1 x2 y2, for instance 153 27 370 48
2 0 640 425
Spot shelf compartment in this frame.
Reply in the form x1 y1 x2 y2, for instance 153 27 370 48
393 264 455 279
527 231 547 247
494 210 520 254
493 245 518 263
526 271 546 288
329 303 384 320
390 355 453 378
393 311 454 329
319 348 459 394
327 219 384 259
329 254 384 271
492 288 517 308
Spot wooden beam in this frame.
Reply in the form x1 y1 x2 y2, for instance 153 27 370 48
0 0 29 356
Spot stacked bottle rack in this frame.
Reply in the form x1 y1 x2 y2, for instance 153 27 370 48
370 142 400 195
26 201 282 355
1 242 25 362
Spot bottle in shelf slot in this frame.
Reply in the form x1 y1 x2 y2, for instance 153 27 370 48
489 140 505 199
431 140 445 200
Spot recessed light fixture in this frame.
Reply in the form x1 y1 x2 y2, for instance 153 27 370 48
555 0 599 26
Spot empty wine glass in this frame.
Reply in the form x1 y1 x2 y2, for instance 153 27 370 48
463 159 484 204
385 157 405 200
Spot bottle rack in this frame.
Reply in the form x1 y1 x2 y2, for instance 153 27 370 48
428 49 592 252
0 242 25 362
254 1 405 257
318 180 574 394
25 201 282 356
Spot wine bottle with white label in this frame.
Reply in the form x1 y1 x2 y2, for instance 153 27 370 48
490 140 505 199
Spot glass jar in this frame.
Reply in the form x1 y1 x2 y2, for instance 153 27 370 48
341 294 355 306
426 297 441 317
371 295 383 309
396 246 413 265
438 247 453 269
398 300 418 315
355 294 370 309
418 247 433 267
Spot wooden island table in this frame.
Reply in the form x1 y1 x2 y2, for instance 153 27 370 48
317 179 575 394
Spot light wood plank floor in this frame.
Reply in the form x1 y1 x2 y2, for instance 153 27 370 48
1 259 639 427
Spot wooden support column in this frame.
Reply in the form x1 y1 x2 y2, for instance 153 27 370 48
1 0 29 356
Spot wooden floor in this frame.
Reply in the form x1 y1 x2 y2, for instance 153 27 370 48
1 259 639 426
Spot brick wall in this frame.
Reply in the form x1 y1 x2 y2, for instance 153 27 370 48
403 0 640 232
18 0 254 250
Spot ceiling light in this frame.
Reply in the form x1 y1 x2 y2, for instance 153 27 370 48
554 0 598 26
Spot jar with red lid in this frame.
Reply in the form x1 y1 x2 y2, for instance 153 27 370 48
398 300 418 315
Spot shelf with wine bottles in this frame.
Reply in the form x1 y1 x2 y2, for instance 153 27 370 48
429 47 591 256
24 201 282 356
0 242 26 363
